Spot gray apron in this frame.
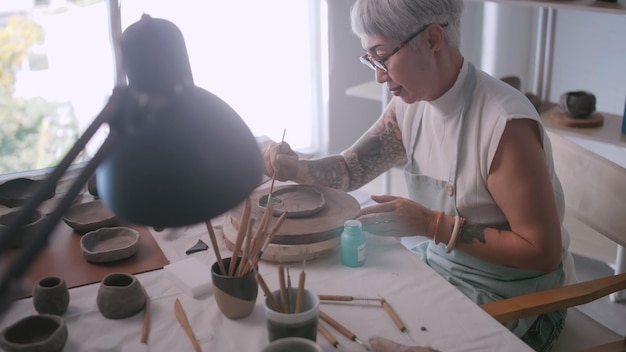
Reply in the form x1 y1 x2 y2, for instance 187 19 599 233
403 63 564 338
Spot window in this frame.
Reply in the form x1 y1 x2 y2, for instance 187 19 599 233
0 0 326 176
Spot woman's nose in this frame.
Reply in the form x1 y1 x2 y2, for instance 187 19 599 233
375 68 388 84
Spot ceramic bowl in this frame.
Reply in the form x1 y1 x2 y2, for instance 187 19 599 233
0 314 68 352
0 209 46 248
80 227 140 263
0 178 55 208
62 200 118 233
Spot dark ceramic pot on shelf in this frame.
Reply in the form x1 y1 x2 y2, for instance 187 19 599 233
97 273 146 319
32 276 70 315
558 91 596 119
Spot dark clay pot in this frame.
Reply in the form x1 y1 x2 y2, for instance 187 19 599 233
0 314 68 352
558 91 596 119
97 273 146 319
32 276 69 315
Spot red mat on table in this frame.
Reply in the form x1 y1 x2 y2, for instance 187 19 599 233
7 220 169 299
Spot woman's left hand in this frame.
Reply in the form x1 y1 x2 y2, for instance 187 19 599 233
356 195 436 237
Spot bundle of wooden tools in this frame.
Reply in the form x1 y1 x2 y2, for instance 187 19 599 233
205 193 287 277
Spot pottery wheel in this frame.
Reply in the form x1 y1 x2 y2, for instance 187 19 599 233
223 184 359 247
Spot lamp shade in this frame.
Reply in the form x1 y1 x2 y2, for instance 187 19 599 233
96 15 263 227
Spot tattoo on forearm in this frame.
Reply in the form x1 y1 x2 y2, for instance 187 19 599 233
301 156 350 190
459 222 511 245
342 115 406 190
460 224 486 245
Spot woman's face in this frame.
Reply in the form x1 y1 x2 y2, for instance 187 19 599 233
361 33 438 104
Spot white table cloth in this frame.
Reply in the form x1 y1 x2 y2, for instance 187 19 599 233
0 210 533 352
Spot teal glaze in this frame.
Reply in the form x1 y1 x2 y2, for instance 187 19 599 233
340 220 365 267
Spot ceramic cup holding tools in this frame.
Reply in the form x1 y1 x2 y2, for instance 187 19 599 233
210 257 258 319
264 288 319 342
261 337 323 352
32 276 70 315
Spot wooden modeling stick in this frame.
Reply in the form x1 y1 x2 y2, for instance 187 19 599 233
278 264 289 314
294 250 308 313
381 298 414 344
319 310 372 351
205 220 226 275
268 128 286 197
229 197 251 276
318 322 344 351
249 261 282 313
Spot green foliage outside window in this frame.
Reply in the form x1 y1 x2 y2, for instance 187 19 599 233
0 15 79 175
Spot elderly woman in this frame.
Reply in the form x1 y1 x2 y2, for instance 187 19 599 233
263 0 574 350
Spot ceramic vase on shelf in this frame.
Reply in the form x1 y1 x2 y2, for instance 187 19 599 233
32 276 70 315
97 273 146 319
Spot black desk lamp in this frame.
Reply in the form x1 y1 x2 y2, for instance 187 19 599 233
0 7 263 315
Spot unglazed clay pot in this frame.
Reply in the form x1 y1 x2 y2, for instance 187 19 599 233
0 209 45 248
211 257 258 319
32 276 69 315
97 273 146 319
0 314 68 352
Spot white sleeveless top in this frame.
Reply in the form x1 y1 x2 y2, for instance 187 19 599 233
393 61 575 337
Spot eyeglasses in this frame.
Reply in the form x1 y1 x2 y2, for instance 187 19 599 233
360 22 448 72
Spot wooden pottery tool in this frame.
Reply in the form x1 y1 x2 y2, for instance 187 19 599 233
319 310 371 351
174 299 202 352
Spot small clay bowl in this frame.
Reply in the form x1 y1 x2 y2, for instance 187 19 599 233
97 273 146 319
0 178 55 208
0 314 68 352
558 91 596 119
0 209 46 248
258 185 325 218
80 227 140 263
62 200 118 234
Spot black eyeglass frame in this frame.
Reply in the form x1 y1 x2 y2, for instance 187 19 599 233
360 22 449 72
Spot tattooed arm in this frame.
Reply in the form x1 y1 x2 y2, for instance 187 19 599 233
293 104 407 191
430 119 562 273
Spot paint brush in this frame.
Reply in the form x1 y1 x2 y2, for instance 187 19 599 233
268 128 286 197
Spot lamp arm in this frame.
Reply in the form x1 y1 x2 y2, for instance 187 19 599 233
0 89 126 315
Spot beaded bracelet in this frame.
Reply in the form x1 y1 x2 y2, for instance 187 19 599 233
432 211 444 245
446 215 465 253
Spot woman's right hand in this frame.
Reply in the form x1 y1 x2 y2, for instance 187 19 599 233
262 141 300 181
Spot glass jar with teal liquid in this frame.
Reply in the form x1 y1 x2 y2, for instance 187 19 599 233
340 220 366 267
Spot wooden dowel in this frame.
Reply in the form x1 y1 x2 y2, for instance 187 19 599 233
295 270 306 313
140 285 150 344
381 299 407 332
319 310 356 340
237 218 255 276
268 128 286 196
295 252 307 313
229 198 251 276
318 322 341 350
254 270 282 313
205 220 226 275
278 264 289 314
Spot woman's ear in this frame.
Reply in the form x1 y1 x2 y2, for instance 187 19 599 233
426 24 445 51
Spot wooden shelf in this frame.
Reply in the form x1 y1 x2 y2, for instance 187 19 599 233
540 106 626 148
463 0 626 15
